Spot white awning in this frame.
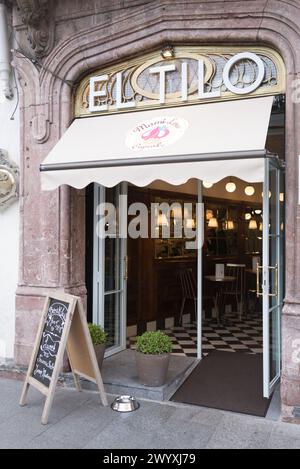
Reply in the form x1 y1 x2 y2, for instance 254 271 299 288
41 96 273 190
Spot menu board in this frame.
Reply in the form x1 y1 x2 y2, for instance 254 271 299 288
32 298 69 388
20 293 108 425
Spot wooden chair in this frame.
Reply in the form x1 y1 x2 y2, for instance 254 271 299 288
178 268 197 324
220 263 246 321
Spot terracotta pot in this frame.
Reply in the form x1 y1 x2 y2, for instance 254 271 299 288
94 344 106 370
136 351 170 387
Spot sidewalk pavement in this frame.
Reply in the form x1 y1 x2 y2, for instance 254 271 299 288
0 377 300 449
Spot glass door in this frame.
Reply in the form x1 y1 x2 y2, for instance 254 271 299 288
93 183 127 356
197 180 203 359
261 157 284 398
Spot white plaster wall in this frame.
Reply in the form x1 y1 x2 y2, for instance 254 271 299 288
0 82 20 361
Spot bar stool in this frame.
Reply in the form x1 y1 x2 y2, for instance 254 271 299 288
178 268 197 324
220 263 246 321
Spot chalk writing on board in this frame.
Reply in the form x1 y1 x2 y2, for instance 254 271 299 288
32 299 69 387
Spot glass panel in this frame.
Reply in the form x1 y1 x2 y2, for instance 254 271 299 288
94 183 126 355
269 306 281 383
269 234 279 310
263 159 283 398
268 165 278 236
104 292 121 349
105 237 120 292
268 163 280 310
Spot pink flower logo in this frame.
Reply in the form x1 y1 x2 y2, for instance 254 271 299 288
141 125 170 141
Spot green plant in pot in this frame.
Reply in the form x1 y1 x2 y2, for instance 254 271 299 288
136 331 172 387
88 323 108 370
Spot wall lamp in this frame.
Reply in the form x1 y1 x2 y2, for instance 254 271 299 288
161 45 175 60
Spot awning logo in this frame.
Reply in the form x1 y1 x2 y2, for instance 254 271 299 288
126 116 188 151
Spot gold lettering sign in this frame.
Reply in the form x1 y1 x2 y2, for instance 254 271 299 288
75 46 285 117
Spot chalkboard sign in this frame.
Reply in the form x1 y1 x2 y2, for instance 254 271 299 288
19 293 108 424
32 298 69 387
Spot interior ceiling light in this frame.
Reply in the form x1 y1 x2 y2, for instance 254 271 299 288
203 181 214 189
186 218 196 229
254 209 262 215
161 44 175 59
249 219 258 230
206 209 213 221
245 213 252 221
225 180 236 193
208 217 218 228
261 191 272 198
157 213 169 226
244 186 255 196
225 220 234 230
280 193 284 202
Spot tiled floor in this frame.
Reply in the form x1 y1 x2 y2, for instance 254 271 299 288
128 313 263 358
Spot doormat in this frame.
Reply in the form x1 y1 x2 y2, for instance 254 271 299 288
171 350 271 417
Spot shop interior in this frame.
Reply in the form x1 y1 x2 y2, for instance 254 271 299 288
126 176 265 357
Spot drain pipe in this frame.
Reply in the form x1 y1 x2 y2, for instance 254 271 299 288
0 1 13 102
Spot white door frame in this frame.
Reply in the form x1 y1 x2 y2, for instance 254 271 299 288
197 180 203 360
262 157 283 398
93 183 127 357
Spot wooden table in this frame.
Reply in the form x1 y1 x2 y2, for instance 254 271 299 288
205 275 236 324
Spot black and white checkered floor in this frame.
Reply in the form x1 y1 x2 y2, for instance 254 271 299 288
128 314 263 357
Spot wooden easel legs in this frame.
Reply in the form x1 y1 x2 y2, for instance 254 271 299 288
19 381 30 407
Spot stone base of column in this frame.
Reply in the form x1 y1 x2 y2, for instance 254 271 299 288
281 301 300 424
15 285 87 367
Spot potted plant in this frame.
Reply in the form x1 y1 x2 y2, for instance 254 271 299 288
135 331 172 387
88 323 108 370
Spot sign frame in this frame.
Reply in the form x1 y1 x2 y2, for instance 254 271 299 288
75 45 286 118
19 292 108 425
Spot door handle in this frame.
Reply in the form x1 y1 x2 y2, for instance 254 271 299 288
256 264 263 297
256 264 278 297
268 264 278 297
124 255 128 281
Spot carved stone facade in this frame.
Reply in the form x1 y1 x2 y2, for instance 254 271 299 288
15 0 55 59
0 149 19 209
11 0 300 423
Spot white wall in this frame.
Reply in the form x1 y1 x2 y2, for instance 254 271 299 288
0 83 20 361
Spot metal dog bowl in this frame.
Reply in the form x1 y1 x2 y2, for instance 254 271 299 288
111 395 140 413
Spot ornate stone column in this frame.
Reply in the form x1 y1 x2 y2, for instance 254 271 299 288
13 2 86 365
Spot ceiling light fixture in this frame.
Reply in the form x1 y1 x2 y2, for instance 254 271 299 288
208 217 218 228
225 220 234 230
206 209 213 221
244 185 255 196
225 179 236 193
203 181 214 189
186 218 196 229
261 191 272 199
157 213 169 226
249 219 258 230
